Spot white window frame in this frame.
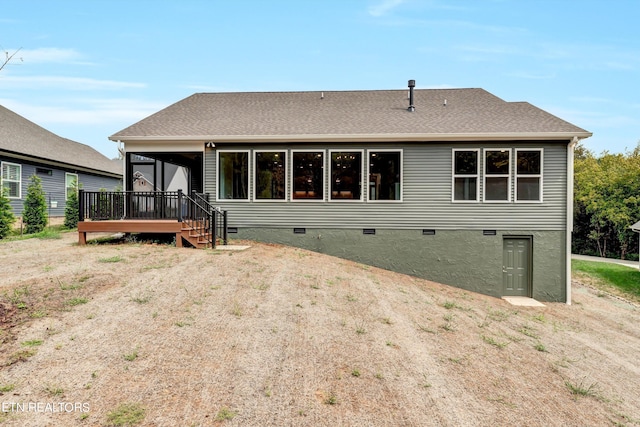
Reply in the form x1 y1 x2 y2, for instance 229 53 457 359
328 149 365 202
216 149 251 202
515 148 543 203
253 150 287 202
366 149 403 203
290 149 326 202
65 173 78 201
483 148 512 203
1 161 22 199
451 149 480 203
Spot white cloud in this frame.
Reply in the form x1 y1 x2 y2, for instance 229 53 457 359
0 75 146 90
17 47 84 64
368 0 405 17
0 98 163 125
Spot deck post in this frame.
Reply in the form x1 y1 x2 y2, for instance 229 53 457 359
222 211 228 245
177 189 183 222
78 189 85 222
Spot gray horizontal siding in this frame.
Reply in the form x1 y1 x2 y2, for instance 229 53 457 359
2 155 122 217
204 142 568 231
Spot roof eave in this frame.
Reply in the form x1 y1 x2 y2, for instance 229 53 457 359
111 131 593 144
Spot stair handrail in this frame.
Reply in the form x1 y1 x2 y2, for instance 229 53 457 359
192 192 228 245
182 193 216 248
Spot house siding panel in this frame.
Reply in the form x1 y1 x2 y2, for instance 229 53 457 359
1 155 122 217
204 142 567 231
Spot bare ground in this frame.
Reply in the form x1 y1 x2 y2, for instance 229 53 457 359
0 232 639 426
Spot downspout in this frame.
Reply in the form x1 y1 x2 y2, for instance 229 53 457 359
566 136 579 305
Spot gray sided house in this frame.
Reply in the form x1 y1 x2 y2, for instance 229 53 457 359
109 84 591 303
0 105 122 218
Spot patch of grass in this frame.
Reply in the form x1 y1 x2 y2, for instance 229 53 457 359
351 368 361 377
481 335 509 349
572 259 640 299
519 325 539 339
106 403 145 426
67 297 88 306
0 384 15 393
324 392 338 405
443 301 458 309
45 385 64 396
130 295 151 304
123 349 139 362
534 342 547 352
345 294 358 302
29 310 47 318
565 378 599 399
215 407 236 421
21 339 43 347
6 349 37 365
231 302 243 317
99 255 124 263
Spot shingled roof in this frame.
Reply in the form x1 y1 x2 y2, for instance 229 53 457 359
0 105 121 177
110 88 591 143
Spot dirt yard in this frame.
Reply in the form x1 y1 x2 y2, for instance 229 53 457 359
0 232 639 426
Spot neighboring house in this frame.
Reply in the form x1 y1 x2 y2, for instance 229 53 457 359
632 221 640 270
109 82 591 303
0 105 122 218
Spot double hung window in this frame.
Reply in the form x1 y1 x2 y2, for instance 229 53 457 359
452 150 479 202
1 162 21 199
65 173 78 200
516 149 542 202
484 149 511 202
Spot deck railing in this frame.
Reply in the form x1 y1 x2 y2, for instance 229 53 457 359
79 190 228 247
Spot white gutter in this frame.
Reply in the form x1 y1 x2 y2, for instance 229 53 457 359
110 131 593 144
566 136 579 305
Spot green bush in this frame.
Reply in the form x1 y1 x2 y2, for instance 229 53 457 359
0 187 16 239
64 179 80 229
23 175 48 234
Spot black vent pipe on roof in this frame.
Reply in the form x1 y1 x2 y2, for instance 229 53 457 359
408 79 415 112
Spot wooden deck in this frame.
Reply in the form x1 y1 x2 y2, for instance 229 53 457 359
78 220 184 247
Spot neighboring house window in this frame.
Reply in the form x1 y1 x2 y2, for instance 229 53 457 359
254 151 286 201
65 173 78 200
291 151 324 201
1 162 21 199
217 151 249 200
452 149 479 202
368 150 402 201
516 149 543 202
484 149 511 202
330 150 363 201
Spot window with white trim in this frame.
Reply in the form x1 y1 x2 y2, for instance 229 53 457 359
1 162 21 199
217 151 249 200
516 149 543 202
330 150 363 201
484 149 511 202
254 151 286 201
65 173 78 200
452 149 479 202
368 150 402 201
291 151 324 200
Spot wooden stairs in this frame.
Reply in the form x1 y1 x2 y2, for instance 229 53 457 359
180 219 214 249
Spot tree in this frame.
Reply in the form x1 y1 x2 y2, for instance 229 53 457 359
0 47 22 72
23 175 48 234
64 178 80 229
573 142 640 259
0 187 16 239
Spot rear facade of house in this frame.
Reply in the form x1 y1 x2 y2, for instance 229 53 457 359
110 85 591 302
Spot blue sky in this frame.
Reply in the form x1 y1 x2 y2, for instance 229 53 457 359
1 0 638 159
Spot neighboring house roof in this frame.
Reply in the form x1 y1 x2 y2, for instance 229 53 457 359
110 88 591 143
631 221 640 232
0 105 122 177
